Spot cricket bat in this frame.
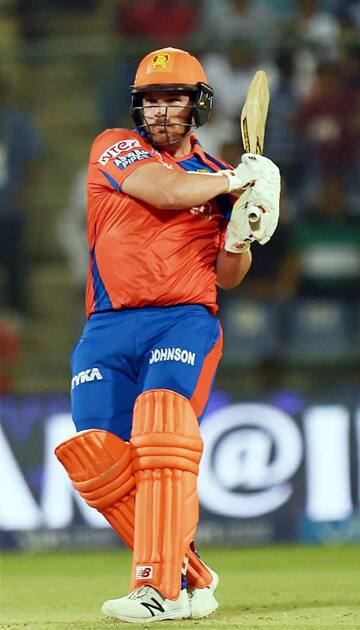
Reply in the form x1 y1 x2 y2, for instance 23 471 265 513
240 69 270 222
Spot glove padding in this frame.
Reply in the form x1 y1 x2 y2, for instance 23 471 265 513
188 153 280 196
222 153 280 194
225 172 281 252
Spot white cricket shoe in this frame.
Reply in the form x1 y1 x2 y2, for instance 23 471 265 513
101 585 190 623
188 568 219 619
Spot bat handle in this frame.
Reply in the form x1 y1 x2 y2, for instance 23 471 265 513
248 205 262 224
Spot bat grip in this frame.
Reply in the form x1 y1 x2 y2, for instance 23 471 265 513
248 205 262 224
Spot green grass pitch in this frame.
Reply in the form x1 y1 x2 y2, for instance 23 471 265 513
1 545 360 629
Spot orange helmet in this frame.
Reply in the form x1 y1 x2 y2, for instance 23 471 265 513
133 47 209 88
130 47 213 130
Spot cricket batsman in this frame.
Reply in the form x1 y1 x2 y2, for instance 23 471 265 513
55 47 280 623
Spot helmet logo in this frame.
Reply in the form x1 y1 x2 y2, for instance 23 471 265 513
152 53 169 70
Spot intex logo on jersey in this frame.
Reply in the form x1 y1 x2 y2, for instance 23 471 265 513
71 368 103 389
98 139 141 165
149 347 196 366
115 149 151 170
135 565 153 580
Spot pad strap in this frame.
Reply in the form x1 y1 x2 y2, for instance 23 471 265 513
186 542 213 588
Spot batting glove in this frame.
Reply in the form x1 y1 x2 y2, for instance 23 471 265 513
224 172 281 252
189 153 280 195
221 153 280 194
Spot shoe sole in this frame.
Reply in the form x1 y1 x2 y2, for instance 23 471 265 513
102 605 190 623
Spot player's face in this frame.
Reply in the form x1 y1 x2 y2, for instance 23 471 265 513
142 91 192 145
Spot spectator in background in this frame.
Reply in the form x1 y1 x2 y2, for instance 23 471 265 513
265 48 306 211
340 44 360 214
15 0 50 40
0 72 43 320
100 0 202 129
295 174 360 302
337 0 360 38
239 185 300 304
350 0 360 29
286 0 340 55
202 0 280 54
281 0 342 99
194 115 240 158
15 0 100 41
341 44 360 92
115 0 201 42
202 42 277 121
295 60 358 205
57 165 88 292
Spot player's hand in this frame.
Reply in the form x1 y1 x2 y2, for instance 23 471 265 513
247 176 281 244
222 153 280 194
224 173 281 252
224 190 254 253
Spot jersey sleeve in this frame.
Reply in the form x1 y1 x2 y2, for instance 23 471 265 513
88 129 158 193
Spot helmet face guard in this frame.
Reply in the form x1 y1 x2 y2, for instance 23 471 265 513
129 48 214 144
130 82 214 143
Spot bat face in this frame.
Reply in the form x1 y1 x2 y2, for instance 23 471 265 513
240 70 270 155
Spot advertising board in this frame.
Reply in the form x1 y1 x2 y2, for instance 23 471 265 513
1 391 359 549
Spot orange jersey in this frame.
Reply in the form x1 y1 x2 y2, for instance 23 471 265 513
86 128 233 318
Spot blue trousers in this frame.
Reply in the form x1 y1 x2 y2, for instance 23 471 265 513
71 305 223 440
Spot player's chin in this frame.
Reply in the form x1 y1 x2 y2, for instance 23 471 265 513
166 129 187 143
148 125 166 139
150 125 186 146
152 128 167 139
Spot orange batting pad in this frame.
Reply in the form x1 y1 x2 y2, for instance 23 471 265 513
130 389 204 600
55 429 135 548
55 428 212 589
186 544 212 588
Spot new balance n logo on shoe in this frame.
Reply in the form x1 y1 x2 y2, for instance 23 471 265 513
71 367 103 389
141 598 165 617
101 584 190 622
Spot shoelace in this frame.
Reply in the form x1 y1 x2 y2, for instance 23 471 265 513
129 586 160 601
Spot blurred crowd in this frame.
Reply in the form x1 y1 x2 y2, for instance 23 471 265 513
1 0 359 391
